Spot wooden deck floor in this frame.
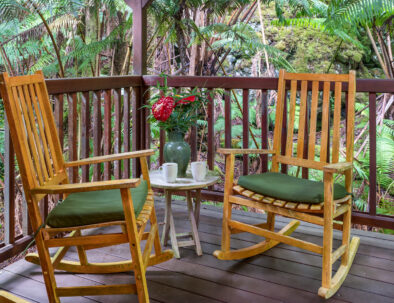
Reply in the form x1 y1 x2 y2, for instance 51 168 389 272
1 200 393 303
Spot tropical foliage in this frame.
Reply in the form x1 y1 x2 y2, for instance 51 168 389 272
0 0 392 233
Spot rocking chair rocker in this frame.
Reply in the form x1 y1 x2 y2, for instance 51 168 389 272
214 70 360 299
0 71 173 303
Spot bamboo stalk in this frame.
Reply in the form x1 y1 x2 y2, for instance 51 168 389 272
366 26 390 79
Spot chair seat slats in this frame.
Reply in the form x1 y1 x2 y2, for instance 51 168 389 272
233 184 347 213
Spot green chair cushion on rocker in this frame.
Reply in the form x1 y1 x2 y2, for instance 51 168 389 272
238 172 349 204
46 180 148 228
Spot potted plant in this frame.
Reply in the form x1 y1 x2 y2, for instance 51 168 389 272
147 76 208 177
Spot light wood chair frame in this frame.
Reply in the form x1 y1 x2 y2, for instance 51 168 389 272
0 71 173 303
0 291 31 303
214 70 360 299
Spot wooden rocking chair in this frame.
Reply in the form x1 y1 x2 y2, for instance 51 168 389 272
0 71 173 303
214 70 360 299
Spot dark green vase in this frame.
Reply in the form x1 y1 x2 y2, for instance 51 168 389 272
163 131 191 178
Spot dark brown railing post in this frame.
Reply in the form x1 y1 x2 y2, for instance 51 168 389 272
369 92 377 216
123 87 131 178
242 89 249 175
93 91 102 181
281 89 288 174
207 90 215 170
261 89 268 172
4 118 15 245
67 93 78 182
224 89 231 148
54 94 64 150
132 86 142 177
103 89 112 180
114 89 122 179
80 92 90 182
159 129 165 165
144 86 151 162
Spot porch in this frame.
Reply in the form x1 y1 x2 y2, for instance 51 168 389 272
1 199 393 303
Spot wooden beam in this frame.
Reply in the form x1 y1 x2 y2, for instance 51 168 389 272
125 0 153 9
126 0 148 75
142 0 153 8
125 0 149 176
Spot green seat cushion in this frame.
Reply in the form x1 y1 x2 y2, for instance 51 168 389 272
238 172 349 204
46 180 148 228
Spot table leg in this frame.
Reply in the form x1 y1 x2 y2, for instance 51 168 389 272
186 191 202 256
194 189 201 227
166 190 180 258
161 190 170 246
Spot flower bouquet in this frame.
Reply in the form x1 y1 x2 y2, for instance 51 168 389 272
147 76 208 177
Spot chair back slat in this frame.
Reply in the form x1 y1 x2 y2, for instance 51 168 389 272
33 79 64 172
285 80 297 157
320 81 331 163
332 82 342 163
297 80 308 159
308 81 319 160
272 70 356 176
0 72 68 199
345 73 356 191
22 84 50 182
272 69 286 172
28 83 54 178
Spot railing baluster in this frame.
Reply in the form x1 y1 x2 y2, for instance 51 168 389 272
326 90 331 163
369 92 377 216
190 88 198 162
103 89 112 180
242 89 249 175
81 92 90 182
143 86 151 154
261 89 268 173
224 89 231 148
93 90 102 181
190 126 197 162
54 94 64 150
207 89 214 170
67 93 78 182
159 129 165 165
4 117 15 245
132 87 142 177
281 89 288 174
114 88 122 179
123 87 131 178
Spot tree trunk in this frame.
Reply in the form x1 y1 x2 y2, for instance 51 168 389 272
85 1 100 76
113 12 130 75
174 0 189 75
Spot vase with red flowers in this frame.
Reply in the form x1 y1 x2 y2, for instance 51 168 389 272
147 76 207 177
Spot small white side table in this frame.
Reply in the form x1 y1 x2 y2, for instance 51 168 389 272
149 170 219 258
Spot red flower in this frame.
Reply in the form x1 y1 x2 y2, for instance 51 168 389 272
177 95 196 105
152 96 174 121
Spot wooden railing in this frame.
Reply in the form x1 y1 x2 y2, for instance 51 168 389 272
1 75 393 263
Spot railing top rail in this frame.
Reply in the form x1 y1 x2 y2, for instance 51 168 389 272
1 74 391 95
46 75 142 94
142 75 394 93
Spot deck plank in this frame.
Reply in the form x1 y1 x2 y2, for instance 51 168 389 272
1 199 393 303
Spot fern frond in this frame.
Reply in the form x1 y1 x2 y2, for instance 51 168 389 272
333 0 394 26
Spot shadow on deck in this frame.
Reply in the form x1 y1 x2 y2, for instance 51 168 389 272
0 200 393 303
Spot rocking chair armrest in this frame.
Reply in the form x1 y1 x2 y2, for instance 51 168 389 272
31 179 141 194
65 149 155 167
323 162 353 174
217 148 276 155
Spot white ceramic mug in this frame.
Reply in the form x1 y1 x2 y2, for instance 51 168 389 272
161 163 178 183
191 161 207 182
